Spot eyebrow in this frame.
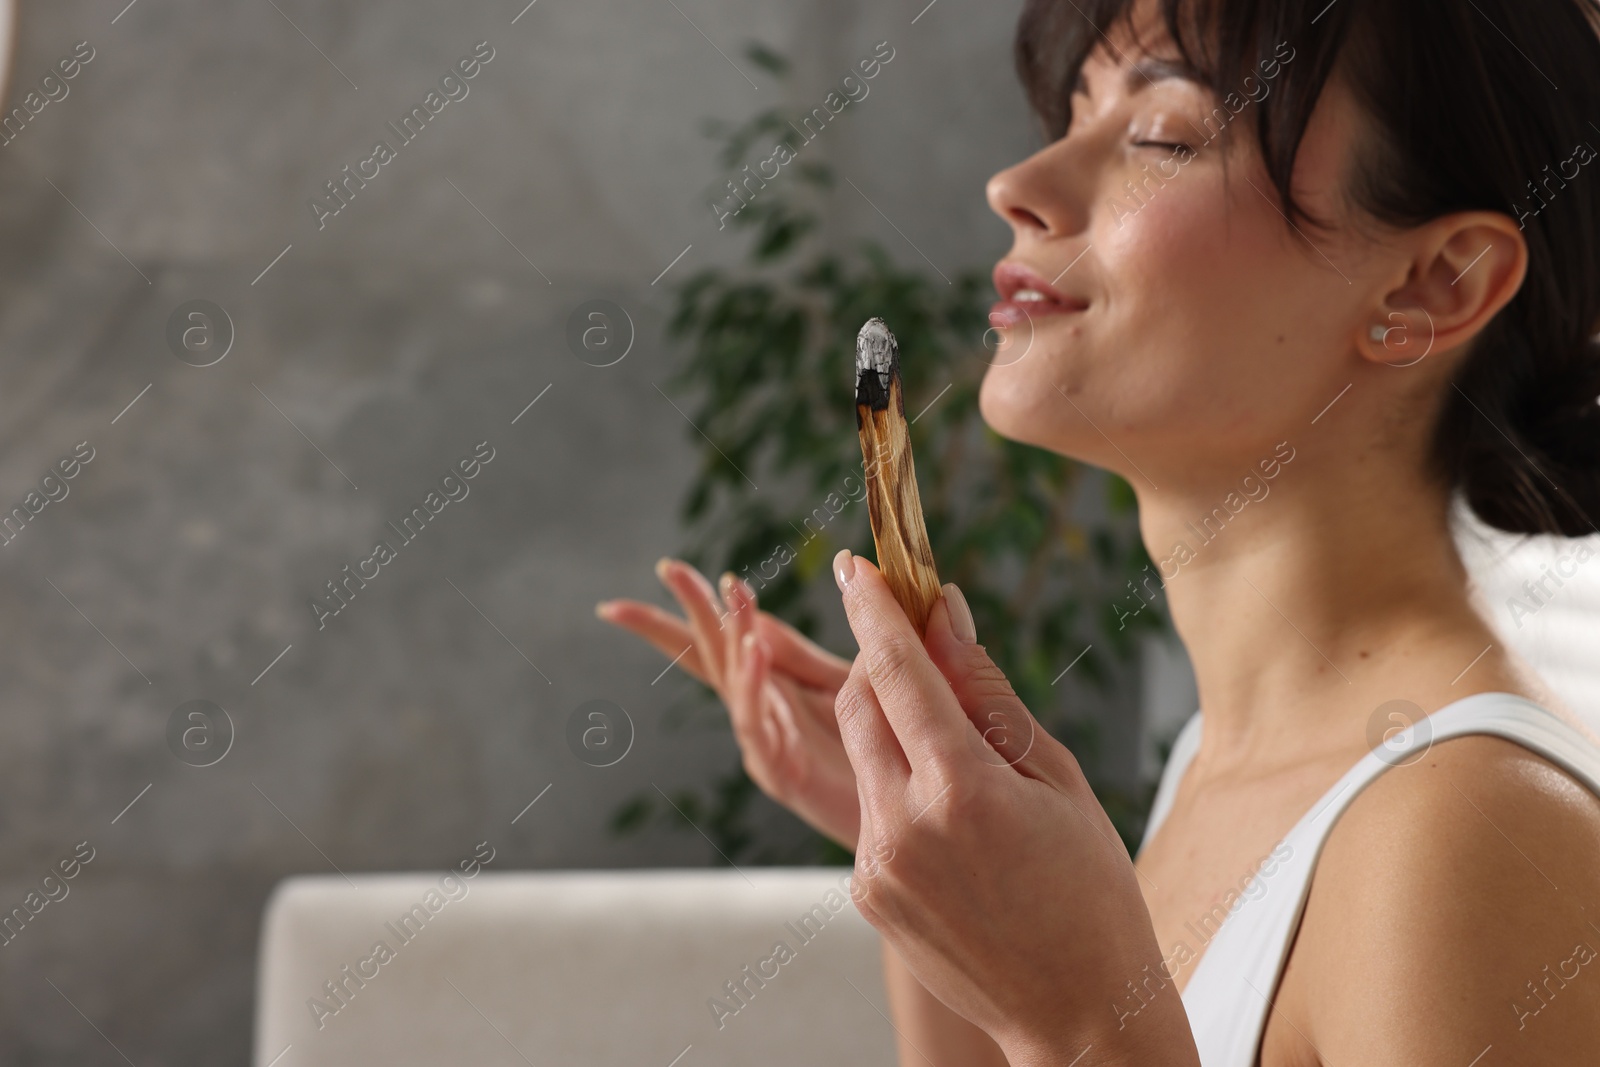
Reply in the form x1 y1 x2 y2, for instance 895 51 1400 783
1128 55 1206 91
1074 55 1207 98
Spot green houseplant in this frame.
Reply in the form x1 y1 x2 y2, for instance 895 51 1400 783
613 43 1167 863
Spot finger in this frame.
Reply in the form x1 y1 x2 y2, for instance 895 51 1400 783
720 572 758 690
833 649 912 811
719 577 770 752
594 599 709 684
923 584 1085 792
768 668 838 743
833 550 973 774
733 629 783 767
753 611 853 690
726 574 851 694
656 558 729 684
763 671 806 753
751 639 792 764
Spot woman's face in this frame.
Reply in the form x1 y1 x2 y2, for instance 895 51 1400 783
983 6 1377 486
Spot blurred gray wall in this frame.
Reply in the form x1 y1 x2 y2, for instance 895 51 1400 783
0 0 1055 1062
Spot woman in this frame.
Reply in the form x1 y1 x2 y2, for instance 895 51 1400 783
599 0 1600 1062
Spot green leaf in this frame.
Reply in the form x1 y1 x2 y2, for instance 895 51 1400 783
609 795 654 836
745 42 789 77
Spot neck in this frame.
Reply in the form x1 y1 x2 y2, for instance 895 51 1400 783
1133 433 1518 772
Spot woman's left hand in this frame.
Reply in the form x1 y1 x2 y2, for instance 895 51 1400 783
830 549 1200 1067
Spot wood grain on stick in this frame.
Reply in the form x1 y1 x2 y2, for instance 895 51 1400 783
855 317 943 634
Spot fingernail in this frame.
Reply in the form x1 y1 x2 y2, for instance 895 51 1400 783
833 549 855 590
719 572 737 600
594 600 616 619
943 583 976 643
654 557 672 580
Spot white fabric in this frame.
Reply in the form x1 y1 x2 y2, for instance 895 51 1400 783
1454 499 1600 737
253 868 893 1067
1136 691 1600 1067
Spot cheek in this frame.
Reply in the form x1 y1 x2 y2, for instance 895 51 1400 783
1091 169 1312 425
1101 169 1244 326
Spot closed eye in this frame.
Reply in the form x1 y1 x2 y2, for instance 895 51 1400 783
1133 140 1195 160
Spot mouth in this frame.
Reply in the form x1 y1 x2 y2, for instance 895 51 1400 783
990 259 1089 327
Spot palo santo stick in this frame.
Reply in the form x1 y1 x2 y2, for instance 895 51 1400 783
855 317 943 634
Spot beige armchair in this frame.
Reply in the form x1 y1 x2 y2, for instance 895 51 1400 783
253 867 897 1066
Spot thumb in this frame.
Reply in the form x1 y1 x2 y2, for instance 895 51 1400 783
923 583 1079 787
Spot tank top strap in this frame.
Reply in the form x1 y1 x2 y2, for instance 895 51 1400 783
1179 691 1600 1066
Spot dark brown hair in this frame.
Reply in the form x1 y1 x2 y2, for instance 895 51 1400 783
1016 0 1600 536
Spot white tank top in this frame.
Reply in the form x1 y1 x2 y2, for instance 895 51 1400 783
1136 690 1600 1066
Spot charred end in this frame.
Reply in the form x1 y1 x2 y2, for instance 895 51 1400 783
855 317 899 411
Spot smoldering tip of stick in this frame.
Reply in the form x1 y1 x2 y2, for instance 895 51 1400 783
855 317 899 411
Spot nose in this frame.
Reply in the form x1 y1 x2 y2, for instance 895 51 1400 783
985 140 1089 240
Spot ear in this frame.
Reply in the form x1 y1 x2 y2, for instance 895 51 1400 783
1357 210 1527 370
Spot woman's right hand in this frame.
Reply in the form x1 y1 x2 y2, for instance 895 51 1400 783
596 558 861 851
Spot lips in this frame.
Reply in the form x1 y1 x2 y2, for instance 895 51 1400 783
990 260 1089 327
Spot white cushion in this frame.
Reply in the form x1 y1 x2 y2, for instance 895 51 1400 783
253 868 895 1066
1456 499 1600 733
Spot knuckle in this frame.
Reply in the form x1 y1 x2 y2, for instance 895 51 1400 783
954 652 1019 702
972 705 1034 758
903 773 959 833
850 856 886 911
863 633 922 696
834 675 873 727
1054 739 1086 780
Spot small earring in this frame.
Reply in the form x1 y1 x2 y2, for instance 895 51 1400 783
1369 324 1389 342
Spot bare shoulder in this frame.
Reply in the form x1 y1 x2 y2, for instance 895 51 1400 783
1275 733 1600 1066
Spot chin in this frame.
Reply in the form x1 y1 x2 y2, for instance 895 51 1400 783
977 353 1133 472
977 359 1067 453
